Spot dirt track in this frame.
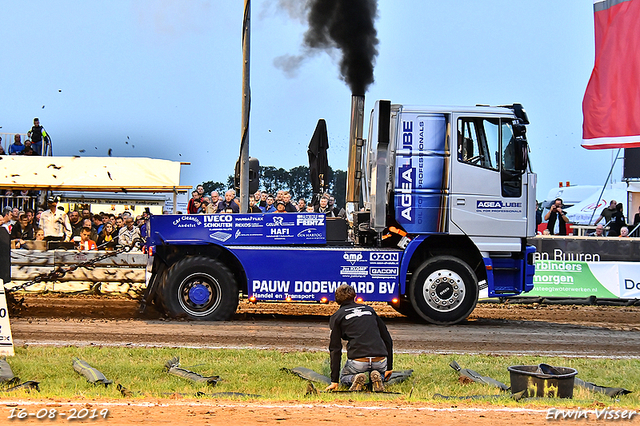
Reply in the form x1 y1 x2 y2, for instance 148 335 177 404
9 295 640 357
5 295 640 425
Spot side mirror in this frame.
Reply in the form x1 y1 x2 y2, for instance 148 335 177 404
511 123 528 173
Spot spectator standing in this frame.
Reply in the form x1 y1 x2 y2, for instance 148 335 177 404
92 214 104 234
187 190 201 214
68 210 83 237
632 206 640 237
25 209 35 228
9 208 19 227
315 196 336 216
283 191 297 213
297 198 307 212
81 219 98 242
248 197 262 213
0 207 12 284
594 200 617 226
192 199 204 214
118 217 141 248
544 198 569 235
8 135 24 155
274 201 286 213
328 196 346 218
259 191 268 208
206 191 222 213
219 190 240 213
39 197 71 241
115 216 124 232
27 117 49 155
78 227 97 251
11 213 34 245
0 145 6 155
261 195 276 213
608 203 626 237
97 222 118 250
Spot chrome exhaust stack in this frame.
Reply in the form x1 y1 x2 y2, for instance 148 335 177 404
346 95 365 218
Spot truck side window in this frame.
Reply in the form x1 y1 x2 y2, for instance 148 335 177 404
500 120 522 197
457 118 499 171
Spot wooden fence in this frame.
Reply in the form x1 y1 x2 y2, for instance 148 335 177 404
7 250 147 296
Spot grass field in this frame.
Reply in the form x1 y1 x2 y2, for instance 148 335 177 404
2 346 637 409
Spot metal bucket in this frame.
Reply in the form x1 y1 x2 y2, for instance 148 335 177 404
508 364 578 398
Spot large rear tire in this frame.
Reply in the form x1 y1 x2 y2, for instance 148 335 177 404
159 256 238 321
409 256 478 325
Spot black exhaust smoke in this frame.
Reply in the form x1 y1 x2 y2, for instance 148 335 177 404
275 0 379 95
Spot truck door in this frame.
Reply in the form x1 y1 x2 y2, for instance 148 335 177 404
449 115 528 237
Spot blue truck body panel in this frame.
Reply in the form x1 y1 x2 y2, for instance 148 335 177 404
148 213 327 246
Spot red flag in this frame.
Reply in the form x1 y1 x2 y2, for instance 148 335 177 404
582 0 640 149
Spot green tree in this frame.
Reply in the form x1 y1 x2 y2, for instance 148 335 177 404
287 165 313 201
204 165 346 207
199 180 226 195
329 168 347 209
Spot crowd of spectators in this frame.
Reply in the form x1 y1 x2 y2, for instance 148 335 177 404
3 195 148 251
2 181 347 253
538 197 639 237
186 186 346 218
0 118 50 157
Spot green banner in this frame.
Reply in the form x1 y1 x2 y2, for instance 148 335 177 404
529 261 618 298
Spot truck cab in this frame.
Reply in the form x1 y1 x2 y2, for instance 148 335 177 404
363 101 536 322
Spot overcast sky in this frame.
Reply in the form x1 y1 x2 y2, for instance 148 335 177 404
1 1 620 201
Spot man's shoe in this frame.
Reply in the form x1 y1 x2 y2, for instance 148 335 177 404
349 373 367 391
370 370 385 392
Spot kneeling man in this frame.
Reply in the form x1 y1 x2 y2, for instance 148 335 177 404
326 284 393 392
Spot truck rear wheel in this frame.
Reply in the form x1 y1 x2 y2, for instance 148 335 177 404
409 256 478 325
159 256 238 321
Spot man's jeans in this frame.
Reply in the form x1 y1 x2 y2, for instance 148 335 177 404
339 358 387 386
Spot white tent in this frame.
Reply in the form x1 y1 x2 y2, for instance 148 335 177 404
564 185 628 225
0 156 190 193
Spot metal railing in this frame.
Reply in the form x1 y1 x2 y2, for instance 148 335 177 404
0 195 40 212
0 132 52 156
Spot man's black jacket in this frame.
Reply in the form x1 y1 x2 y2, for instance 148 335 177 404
329 301 393 382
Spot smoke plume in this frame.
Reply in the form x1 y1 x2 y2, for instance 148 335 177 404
275 0 379 95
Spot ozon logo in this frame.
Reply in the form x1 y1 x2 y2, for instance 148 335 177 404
370 253 399 262
343 253 364 265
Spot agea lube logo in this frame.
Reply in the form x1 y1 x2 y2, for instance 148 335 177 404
398 121 415 222
477 200 522 212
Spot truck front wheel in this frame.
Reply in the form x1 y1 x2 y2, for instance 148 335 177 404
159 256 238 321
409 256 478 325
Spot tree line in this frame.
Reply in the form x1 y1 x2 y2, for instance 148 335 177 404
200 165 347 207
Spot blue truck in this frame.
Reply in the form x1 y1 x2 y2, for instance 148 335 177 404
144 97 536 324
